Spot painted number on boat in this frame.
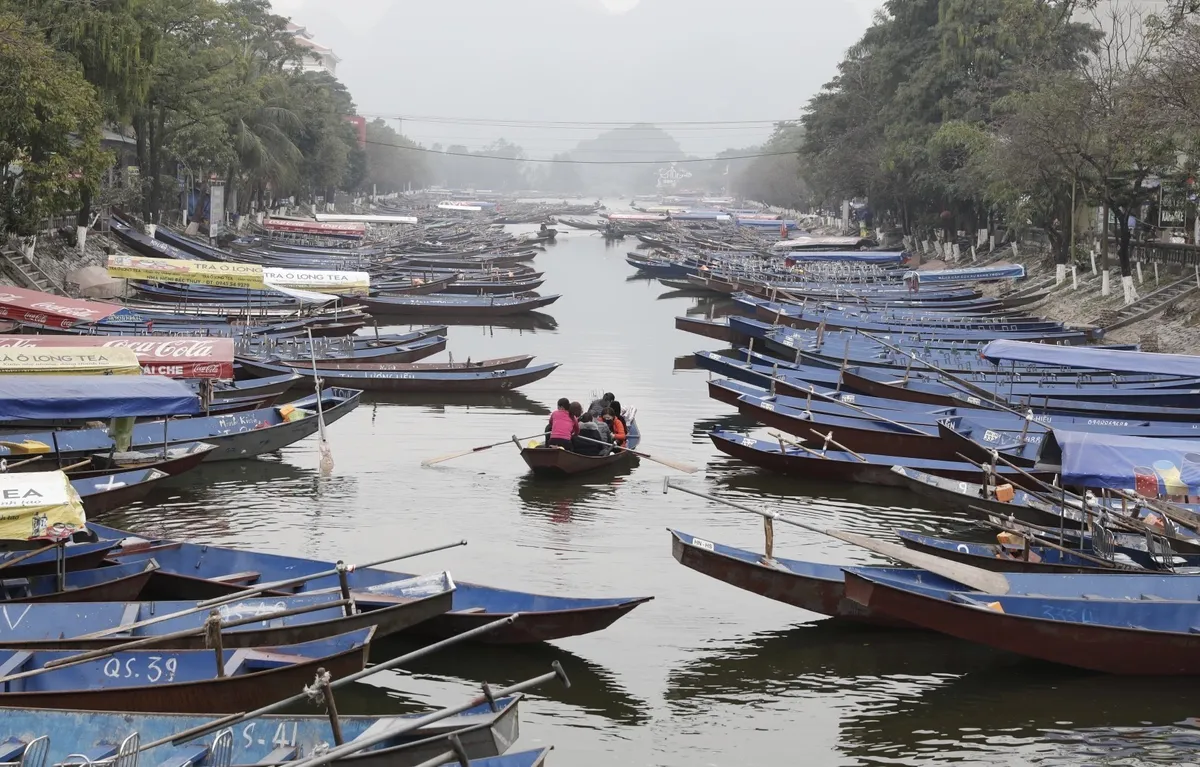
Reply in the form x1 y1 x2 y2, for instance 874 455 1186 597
102 655 178 683
983 430 1000 442
691 538 715 551
242 721 298 749
740 438 756 448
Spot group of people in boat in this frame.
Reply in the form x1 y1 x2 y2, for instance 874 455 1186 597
545 392 628 457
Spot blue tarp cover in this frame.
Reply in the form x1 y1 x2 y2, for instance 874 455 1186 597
983 339 1200 377
1047 429 1200 495
0 376 198 419
908 264 1026 284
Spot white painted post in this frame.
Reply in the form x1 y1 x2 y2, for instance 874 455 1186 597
1011 242 1019 258
1136 261 1144 285
1089 249 1097 275
952 243 961 261
1056 264 1067 285
989 235 995 251
1154 262 1159 285
1071 265 1078 290
970 245 977 262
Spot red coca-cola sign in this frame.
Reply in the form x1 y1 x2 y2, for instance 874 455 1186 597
0 336 234 379
0 287 124 328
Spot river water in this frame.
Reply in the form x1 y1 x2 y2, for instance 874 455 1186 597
98 223 1200 766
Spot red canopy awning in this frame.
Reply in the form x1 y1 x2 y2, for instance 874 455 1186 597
0 336 234 379
0 287 125 329
263 219 365 237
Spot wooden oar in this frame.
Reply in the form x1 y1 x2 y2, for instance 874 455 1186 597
0 543 56 573
422 433 545 466
76 540 466 641
663 478 1011 593
859 332 1027 417
800 384 928 435
572 434 698 474
0 455 43 471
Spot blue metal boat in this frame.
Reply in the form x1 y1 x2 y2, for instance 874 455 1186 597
89 523 652 644
0 560 156 603
0 388 361 463
0 696 524 767
843 568 1200 674
0 576 452 649
0 628 372 712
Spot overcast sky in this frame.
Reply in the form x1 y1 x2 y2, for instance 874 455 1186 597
271 0 882 157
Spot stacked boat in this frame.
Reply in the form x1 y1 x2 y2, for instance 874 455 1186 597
668 254 1200 676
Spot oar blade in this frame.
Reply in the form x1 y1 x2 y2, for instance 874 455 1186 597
640 453 699 474
831 530 1011 594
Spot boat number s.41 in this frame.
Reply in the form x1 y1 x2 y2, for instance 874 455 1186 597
102 655 178 683
242 721 299 750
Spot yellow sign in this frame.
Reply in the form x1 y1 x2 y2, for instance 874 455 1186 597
106 255 370 295
0 347 141 376
0 470 86 542
106 255 263 290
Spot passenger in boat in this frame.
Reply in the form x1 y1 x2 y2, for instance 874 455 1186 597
608 400 628 440
587 392 615 418
574 413 610 456
603 406 627 447
545 397 578 450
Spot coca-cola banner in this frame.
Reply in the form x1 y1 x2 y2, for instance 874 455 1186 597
262 219 365 237
0 336 234 379
0 287 125 329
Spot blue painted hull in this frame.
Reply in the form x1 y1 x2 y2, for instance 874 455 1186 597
0 698 525 767
90 524 652 644
0 629 371 712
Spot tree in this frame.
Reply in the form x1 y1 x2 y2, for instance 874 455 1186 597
0 13 108 247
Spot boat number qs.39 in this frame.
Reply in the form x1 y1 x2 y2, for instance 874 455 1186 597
102 655 178 683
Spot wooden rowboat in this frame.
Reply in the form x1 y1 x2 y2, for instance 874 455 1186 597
0 695 523 767
0 627 372 713
246 354 536 376
0 572 453 650
519 420 642 477
4 561 157 603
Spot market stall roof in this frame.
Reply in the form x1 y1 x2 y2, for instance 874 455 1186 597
0 336 234 379
0 287 136 329
0 376 199 420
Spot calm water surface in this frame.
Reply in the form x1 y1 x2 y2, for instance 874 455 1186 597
100 224 1200 766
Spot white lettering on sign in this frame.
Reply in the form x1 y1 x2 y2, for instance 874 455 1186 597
691 538 715 551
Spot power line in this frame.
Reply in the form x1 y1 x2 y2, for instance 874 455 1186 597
363 139 794 164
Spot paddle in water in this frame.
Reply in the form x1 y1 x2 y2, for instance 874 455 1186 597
422 433 546 466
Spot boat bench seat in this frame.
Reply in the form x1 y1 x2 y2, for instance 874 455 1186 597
348 591 415 607
0 652 31 692
241 650 308 672
0 579 29 598
0 738 25 764
208 571 262 586
153 745 208 767
451 607 487 614
55 745 118 766
1140 594 1167 601
249 746 298 765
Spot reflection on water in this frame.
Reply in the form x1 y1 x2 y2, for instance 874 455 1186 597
113 222 1186 767
840 663 1200 765
364 635 649 726
360 390 551 416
